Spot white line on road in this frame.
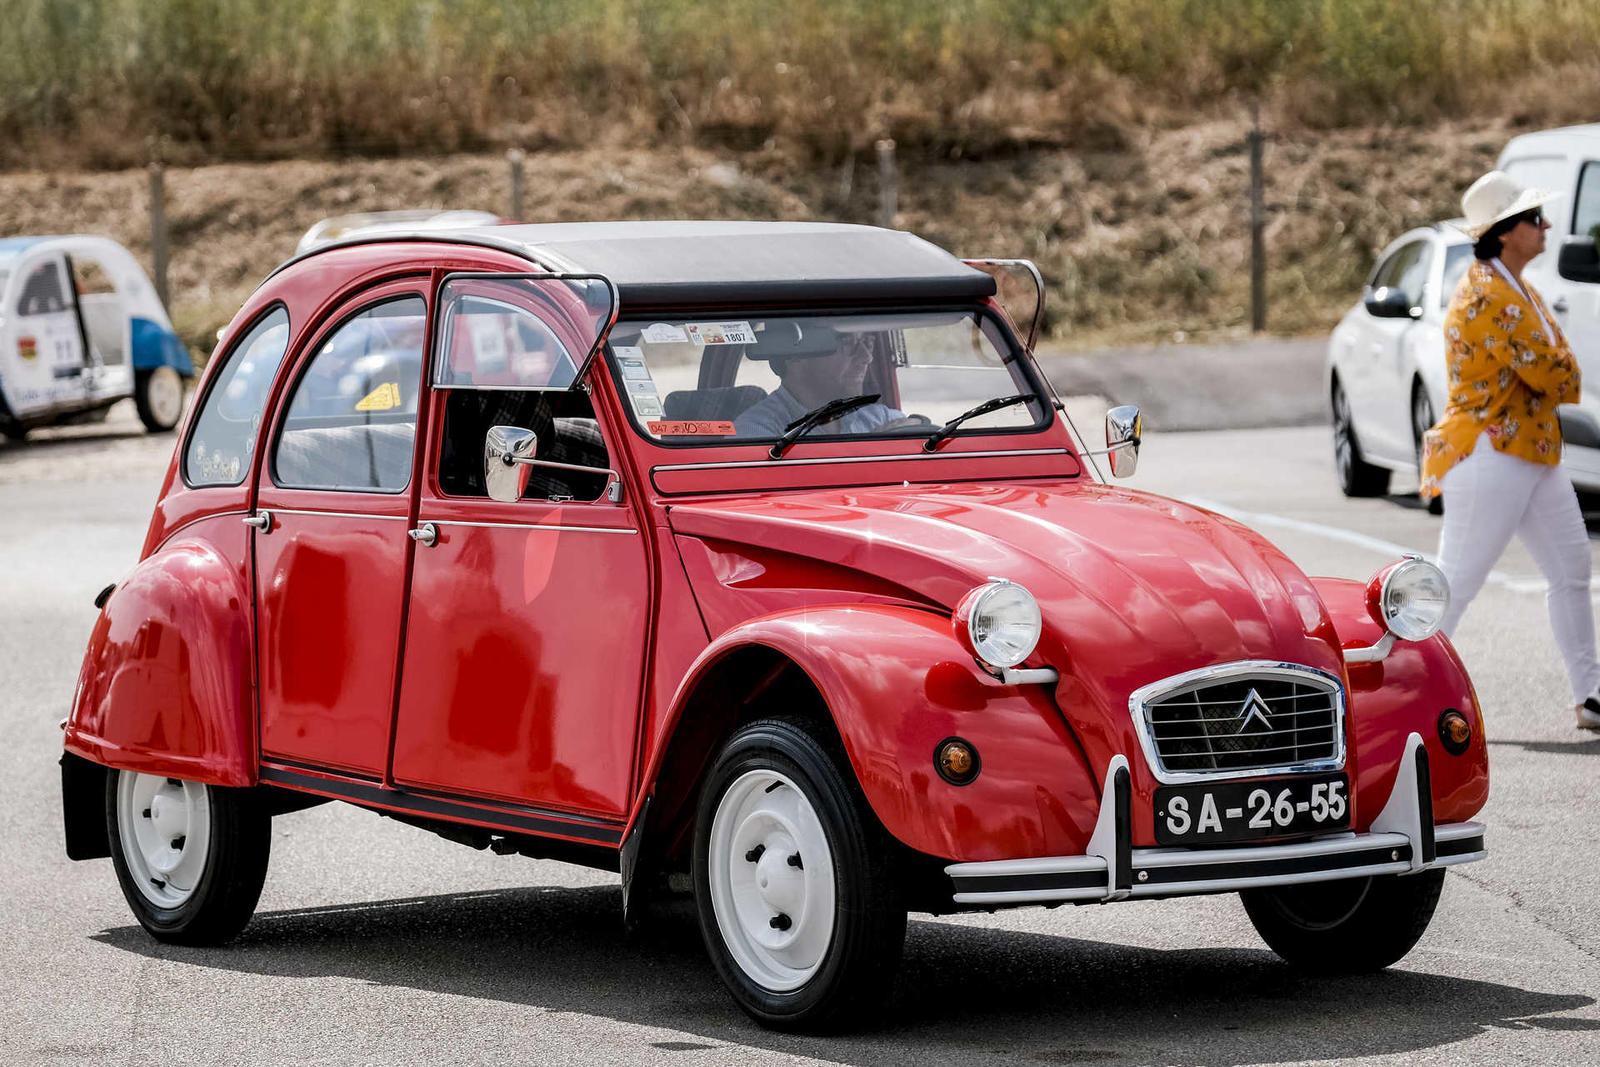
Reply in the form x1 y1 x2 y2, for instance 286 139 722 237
1181 495 1555 596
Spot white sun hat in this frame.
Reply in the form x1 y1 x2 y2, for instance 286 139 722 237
1456 170 1562 239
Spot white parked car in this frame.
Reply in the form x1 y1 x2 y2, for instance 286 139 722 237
1330 123 1600 503
1326 225 1473 506
0 235 193 439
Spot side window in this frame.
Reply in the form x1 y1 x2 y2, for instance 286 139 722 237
1574 162 1600 241
185 307 292 487
1372 241 1427 308
437 388 610 502
18 260 67 316
432 276 614 502
1440 244 1473 307
67 254 127 365
273 297 426 493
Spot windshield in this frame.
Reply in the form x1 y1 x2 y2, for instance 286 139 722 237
607 309 1047 445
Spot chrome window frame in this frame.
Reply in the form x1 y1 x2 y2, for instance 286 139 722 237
1127 660 1346 785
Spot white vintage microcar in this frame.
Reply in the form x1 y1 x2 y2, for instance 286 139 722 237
0 235 193 439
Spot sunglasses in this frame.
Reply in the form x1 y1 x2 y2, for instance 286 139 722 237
1517 208 1546 227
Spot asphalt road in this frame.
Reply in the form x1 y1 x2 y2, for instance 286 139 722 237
5 403 1599 1066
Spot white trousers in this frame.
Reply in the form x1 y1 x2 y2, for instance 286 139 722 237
1436 432 1600 704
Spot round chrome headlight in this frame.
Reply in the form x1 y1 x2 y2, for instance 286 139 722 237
1368 557 1451 641
955 579 1042 669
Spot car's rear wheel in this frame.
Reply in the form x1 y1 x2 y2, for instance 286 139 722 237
1332 378 1390 497
106 770 270 945
1241 869 1445 973
134 366 185 433
1411 381 1443 515
693 718 906 1031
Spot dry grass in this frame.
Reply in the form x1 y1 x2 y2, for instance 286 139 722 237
0 115 1520 353
5 1 1600 171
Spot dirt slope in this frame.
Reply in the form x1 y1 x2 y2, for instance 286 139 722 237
0 117 1515 359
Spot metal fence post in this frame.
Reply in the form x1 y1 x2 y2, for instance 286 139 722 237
508 148 526 221
148 161 170 311
875 139 897 229
1248 114 1266 333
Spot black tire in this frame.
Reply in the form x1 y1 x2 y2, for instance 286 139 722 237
1241 869 1446 974
692 718 906 1031
1332 377 1391 497
1411 381 1444 515
0 421 27 442
133 366 185 433
106 769 271 945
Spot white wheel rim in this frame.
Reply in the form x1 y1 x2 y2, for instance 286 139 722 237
116 771 211 908
146 366 184 427
708 769 836 992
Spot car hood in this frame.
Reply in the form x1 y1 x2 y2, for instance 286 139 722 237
667 481 1348 772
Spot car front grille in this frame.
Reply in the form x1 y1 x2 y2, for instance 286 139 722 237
1131 664 1344 782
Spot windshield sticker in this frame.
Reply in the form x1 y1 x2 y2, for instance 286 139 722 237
647 419 736 436
631 393 664 418
642 322 689 344
615 354 653 381
624 377 658 396
684 321 756 346
466 315 510 372
355 382 402 411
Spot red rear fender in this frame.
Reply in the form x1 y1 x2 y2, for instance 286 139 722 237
66 518 256 787
644 604 1100 863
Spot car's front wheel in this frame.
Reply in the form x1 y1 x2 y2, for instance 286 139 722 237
134 366 185 433
693 718 906 1031
1241 869 1445 973
106 770 271 945
1332 378 1390 497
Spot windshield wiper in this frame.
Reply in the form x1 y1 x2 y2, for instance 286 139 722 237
922 393 1033 452
769 393 881 458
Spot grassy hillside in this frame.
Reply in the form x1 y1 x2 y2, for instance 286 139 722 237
5 0 1600 169
0 118 1513 354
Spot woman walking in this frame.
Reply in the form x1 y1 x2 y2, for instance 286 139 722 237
1421 170 1600 731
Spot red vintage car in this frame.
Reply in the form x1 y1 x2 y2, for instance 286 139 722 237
61 221 1488 1030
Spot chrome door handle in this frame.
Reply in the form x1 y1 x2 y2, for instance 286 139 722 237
1553 296 1570 314
408 522 438 547
241 510 273 533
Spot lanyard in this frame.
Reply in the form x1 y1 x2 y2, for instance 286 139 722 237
1490 258 1554 338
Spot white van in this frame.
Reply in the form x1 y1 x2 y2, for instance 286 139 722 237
0 235 192 440
1497 125 1600 488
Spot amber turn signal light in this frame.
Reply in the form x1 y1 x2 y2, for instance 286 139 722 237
935 737 981 786
1438 709 1473 755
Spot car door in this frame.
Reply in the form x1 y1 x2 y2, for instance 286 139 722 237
250 285 429 777
1358 239 1430 462
5 251 88 419
388 274 648 820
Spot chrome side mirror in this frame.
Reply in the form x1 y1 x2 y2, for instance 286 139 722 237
485 425 537 502
1104 404 1142 478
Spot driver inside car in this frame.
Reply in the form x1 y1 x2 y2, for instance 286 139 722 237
734 328 925 437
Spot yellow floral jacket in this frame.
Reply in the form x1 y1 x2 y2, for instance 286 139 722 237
1419 260 1580 498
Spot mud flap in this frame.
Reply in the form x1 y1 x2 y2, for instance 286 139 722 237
61 752 111 860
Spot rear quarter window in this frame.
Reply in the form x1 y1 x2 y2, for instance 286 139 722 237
184 307 292 486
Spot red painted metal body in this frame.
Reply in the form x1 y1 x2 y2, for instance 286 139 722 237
65 236 1490 875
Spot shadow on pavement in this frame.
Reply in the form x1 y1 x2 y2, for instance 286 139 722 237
92 885 1598 1065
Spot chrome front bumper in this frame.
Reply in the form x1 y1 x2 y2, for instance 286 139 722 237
946 732 1486 907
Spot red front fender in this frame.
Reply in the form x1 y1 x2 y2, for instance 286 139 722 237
65 517 256 787
1314 576 1490 826
645 604 1100 862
